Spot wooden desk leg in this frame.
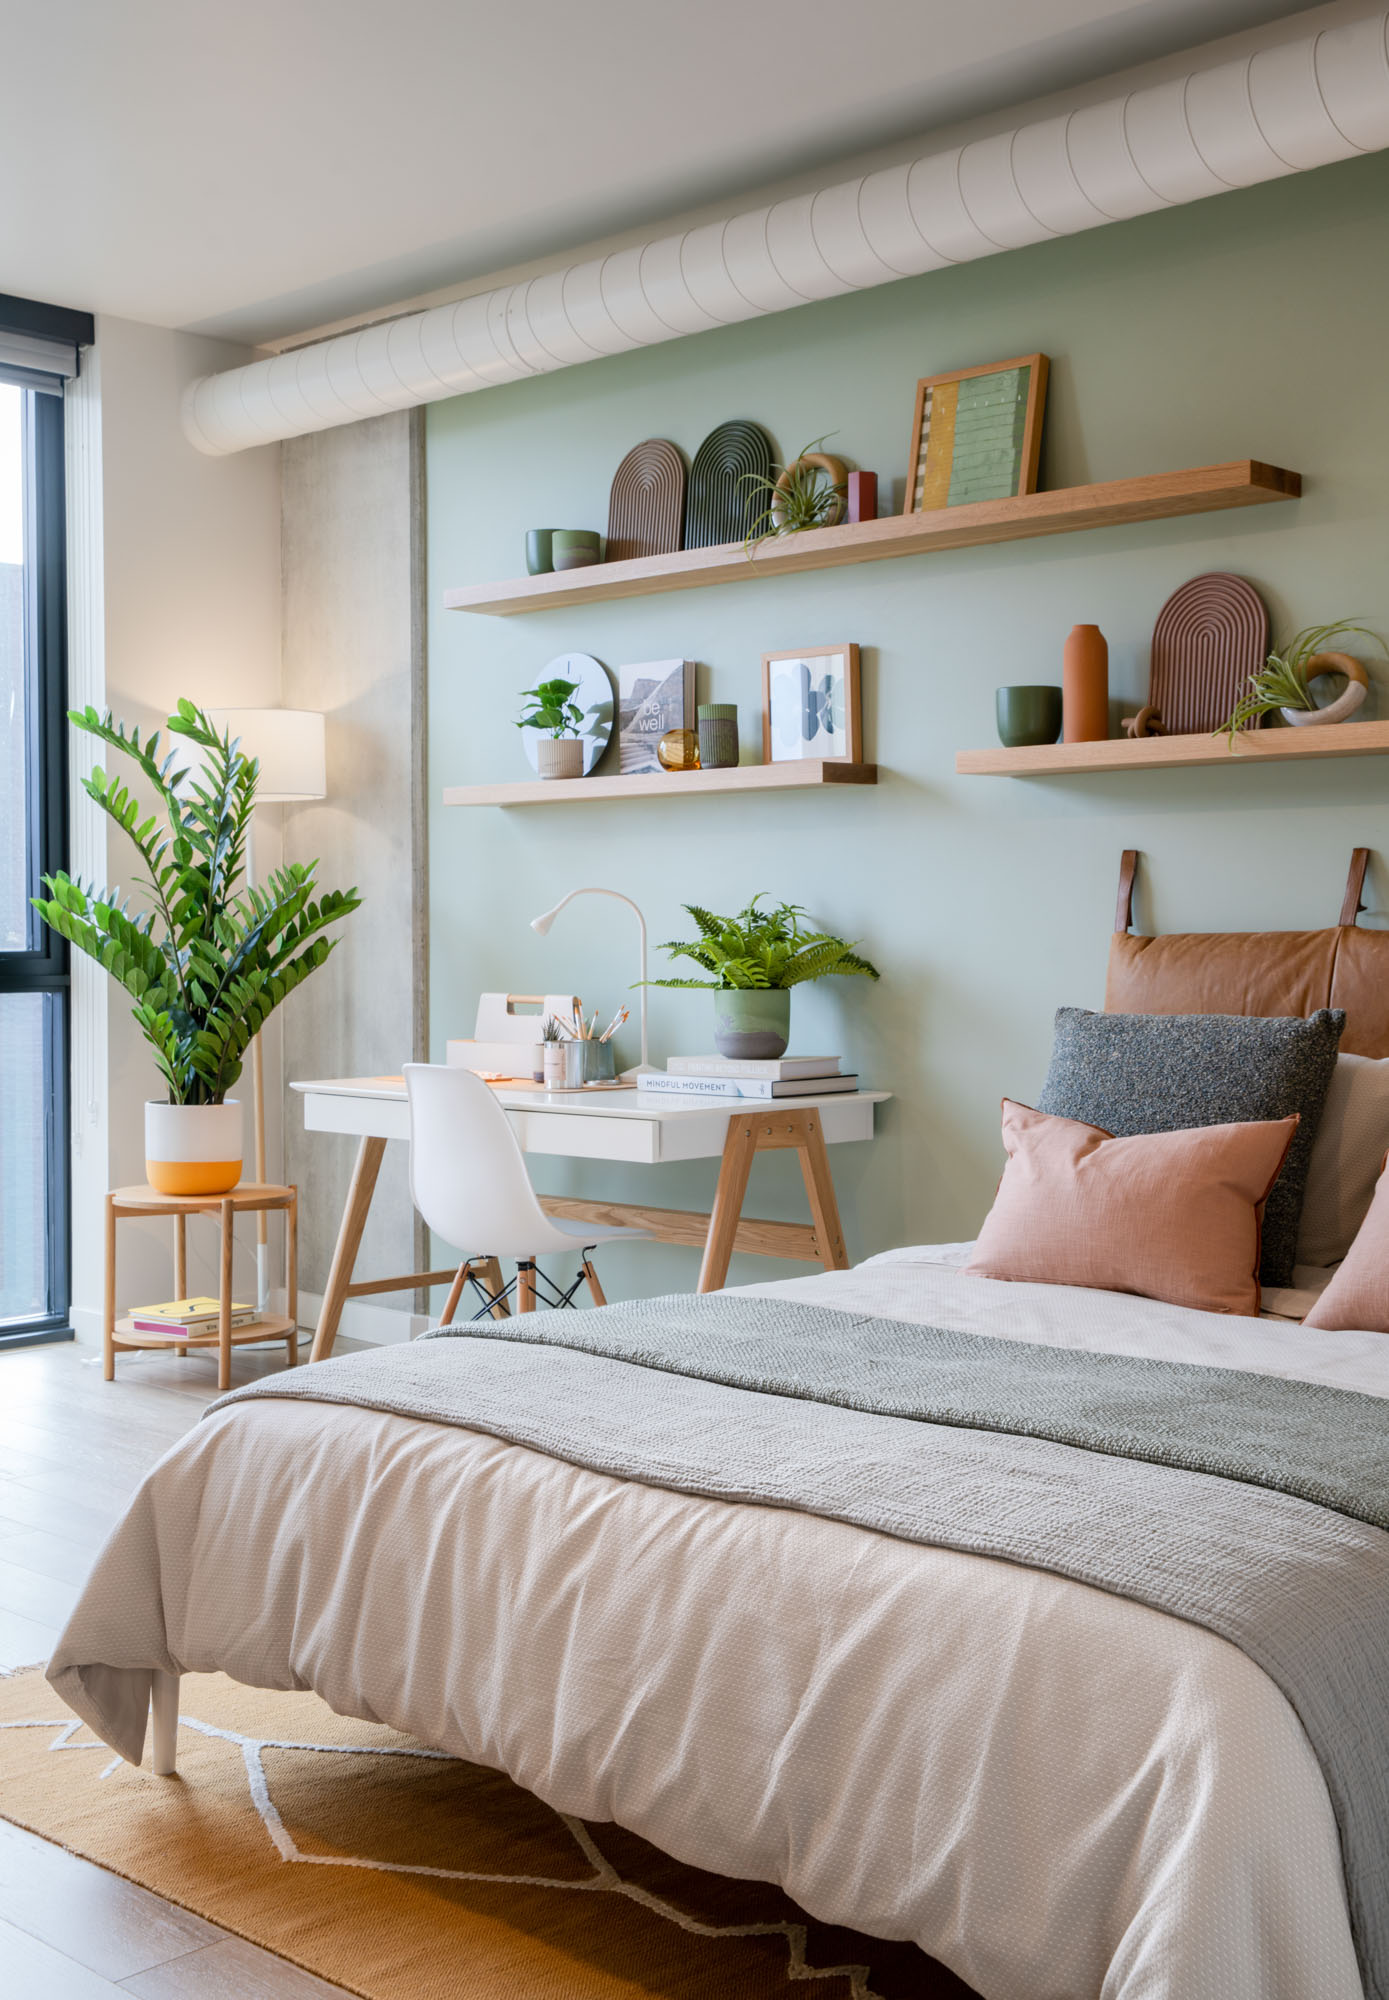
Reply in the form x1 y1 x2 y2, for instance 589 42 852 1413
218 1198 234 1394
286 1188 299 1368
517 1260 536 1314
697 1118 761 1294
103 1196 116 1382
478 1256 510 1321
310 1135 387 1363
795 1113 850 1272
173 1213 187 1357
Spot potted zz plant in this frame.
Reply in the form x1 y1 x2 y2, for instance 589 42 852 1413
33 699 361 1196
517 676 585 779
644 895 879 1058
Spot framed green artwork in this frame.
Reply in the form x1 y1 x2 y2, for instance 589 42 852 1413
904 353 1049 513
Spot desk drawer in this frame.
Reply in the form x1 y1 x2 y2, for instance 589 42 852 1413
505 1110 661 1164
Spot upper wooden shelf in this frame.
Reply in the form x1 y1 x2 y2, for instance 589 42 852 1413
957 719 1389 776
443 758 877 806
443 461 1301 616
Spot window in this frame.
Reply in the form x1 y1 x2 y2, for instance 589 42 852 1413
0 295 87 1348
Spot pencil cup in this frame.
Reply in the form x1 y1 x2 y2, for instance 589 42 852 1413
563 1039 616 1086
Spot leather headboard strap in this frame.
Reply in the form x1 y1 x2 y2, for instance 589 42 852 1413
1341 847 1370 928
1104 849 1389 1057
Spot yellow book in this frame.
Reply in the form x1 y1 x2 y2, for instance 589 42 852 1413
128 1296 255 1331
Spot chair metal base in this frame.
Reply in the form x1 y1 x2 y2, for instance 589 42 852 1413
463 1251 601 1322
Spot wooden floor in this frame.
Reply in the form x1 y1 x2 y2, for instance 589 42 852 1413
0 1328 358 1998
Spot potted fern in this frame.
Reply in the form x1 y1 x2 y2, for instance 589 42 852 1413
643 896 879 1057
33 699 361 1195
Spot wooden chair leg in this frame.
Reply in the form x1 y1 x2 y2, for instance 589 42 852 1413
439 1261 472 1326
582 1257 607 1307
517 1261 536 1313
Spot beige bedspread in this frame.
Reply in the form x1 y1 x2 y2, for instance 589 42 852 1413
48 1254 1371 2000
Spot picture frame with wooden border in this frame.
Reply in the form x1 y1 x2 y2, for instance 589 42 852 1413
761 645 862 765
903 354 1049 515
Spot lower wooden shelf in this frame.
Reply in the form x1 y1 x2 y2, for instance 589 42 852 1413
113 1313 296 1351
956 720 1389 776
443 759 878 806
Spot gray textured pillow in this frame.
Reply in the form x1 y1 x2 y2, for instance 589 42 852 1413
1037 1008 1345 1289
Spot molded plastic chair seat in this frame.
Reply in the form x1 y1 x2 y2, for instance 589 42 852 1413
404 1062 650 1317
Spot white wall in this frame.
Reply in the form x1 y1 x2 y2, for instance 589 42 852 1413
65 316 283 1333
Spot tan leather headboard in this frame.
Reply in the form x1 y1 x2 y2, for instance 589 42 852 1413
1105 849 1389 1057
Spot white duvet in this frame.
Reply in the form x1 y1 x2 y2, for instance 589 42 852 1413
50 1250 1380 2000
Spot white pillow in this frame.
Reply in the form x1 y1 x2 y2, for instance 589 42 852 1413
1297 1053 1389 1267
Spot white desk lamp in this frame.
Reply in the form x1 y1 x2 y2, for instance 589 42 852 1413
530 888 655 1077
208 708 328 1308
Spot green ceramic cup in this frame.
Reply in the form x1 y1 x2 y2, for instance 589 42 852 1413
996 685 1063 748
525 530 557 575
551 529 602 573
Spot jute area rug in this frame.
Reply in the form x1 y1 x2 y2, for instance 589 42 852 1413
0 1668 973 2000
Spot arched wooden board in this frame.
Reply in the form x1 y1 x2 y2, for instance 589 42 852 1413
684 420 773 550
606 439 686 563
1147 572 1269 736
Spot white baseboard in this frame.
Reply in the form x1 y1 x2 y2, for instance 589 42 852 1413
296 1291 428 1345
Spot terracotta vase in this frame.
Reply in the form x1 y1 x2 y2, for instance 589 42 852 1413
1063 625 1109 743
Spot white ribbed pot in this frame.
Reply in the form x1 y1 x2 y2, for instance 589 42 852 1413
537 736 583 780
145 1100 243 1197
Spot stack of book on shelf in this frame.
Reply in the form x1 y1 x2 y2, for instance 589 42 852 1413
637 1055 857 1099
125 1296 257 1336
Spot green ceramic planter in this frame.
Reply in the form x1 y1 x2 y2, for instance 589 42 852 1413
713 988 791 1059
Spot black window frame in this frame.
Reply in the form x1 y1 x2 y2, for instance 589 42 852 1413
1 384 72 1348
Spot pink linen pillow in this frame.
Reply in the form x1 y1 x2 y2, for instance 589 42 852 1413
1304 1155 1389 1332
966 1100 1299 1317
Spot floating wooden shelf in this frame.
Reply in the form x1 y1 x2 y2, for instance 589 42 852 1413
443 461 1300 616
956 720 1389 776
443 759 878 806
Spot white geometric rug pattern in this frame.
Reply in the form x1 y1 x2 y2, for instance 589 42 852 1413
1 1707 884 1999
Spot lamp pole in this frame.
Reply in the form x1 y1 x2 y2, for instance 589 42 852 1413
530 887 654 1076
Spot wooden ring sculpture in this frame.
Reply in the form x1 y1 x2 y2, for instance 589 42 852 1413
1281 652 1370 727
770 451 848 531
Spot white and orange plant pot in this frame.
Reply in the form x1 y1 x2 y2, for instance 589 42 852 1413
145 1100 243 1197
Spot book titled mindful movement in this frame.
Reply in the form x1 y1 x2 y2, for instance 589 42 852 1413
637 1072 858 1099
617 659 696 773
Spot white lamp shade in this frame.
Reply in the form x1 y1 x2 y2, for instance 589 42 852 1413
207 708 327 802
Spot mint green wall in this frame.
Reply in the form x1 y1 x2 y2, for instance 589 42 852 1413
427 151 1389 1299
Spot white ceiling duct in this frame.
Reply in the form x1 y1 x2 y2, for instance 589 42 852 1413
183 6 1389 456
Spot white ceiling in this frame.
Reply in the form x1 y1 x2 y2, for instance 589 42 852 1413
1 0 1318 347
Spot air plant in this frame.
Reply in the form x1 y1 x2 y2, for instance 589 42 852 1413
740 436 847 557
1219 620 1387 747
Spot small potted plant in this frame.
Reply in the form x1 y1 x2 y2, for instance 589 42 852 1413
33 700 361 1195
643 895 879 1057
517 676 585 779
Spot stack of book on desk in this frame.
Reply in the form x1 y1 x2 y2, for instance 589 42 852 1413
637 1056 857 1099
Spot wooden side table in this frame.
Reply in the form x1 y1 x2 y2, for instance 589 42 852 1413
104 1183 298 1393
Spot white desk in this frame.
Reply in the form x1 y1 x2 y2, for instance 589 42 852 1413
293 1076 889 1360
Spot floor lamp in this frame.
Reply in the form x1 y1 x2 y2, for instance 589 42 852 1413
209 708 328 1310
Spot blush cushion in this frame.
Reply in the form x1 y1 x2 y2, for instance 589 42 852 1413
1037 1007 1343 1289
1303 1159 1389 1333
966 1100 1300 1317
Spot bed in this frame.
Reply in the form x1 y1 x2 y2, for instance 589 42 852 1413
46 856 1389 2000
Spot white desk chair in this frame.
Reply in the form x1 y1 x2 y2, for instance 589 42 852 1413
403 1063 650 1321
